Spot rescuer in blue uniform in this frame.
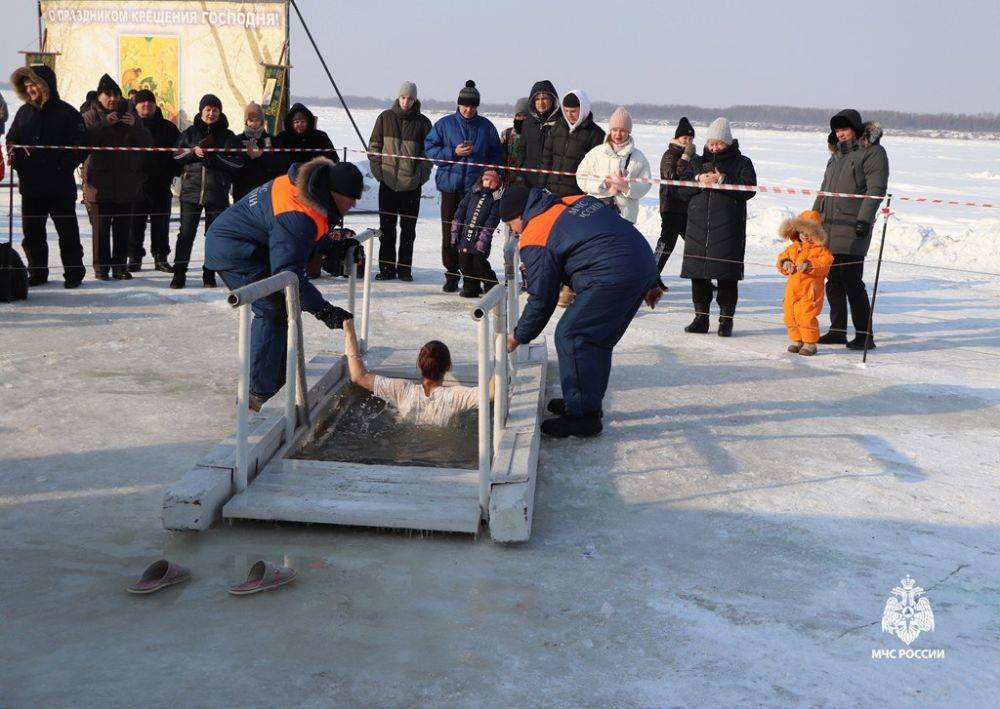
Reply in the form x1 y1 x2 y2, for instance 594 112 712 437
205 157 364 410
501 185 663 437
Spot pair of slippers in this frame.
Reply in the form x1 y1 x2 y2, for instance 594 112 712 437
127 559 297 596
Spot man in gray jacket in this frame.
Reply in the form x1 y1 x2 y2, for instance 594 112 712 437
812 109 889 349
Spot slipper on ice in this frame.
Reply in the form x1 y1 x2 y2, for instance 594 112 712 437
228 560 297 596
127 559 191 595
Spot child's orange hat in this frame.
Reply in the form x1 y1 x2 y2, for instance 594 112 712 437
798 209 822 224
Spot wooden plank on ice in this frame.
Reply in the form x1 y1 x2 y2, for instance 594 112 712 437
223 479 481 533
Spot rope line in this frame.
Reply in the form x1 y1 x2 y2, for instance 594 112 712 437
4 142 996 209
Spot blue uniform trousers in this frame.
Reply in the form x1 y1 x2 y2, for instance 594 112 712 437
554 281 648 417
218 267 288 397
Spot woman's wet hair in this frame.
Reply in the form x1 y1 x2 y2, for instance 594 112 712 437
417 341 451 382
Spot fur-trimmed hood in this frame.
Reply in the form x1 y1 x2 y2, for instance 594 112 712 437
289 156 337 218
859 121 883 148
11 66 56 109
779 213 827 246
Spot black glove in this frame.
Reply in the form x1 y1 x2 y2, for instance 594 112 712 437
325 237 361 261
854 220 870 238
314 304 353 330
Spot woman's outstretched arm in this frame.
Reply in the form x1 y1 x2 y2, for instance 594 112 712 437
343 319 375 391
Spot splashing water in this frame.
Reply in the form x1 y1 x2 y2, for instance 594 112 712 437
292 384 481 469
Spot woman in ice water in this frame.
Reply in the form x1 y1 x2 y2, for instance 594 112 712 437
343 319 494 427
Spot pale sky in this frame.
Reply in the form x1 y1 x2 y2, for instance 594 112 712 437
3 0 998 115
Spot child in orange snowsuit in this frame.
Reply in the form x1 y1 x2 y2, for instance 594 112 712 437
776 210 834 356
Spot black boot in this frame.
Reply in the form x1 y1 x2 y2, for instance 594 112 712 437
127 257 143 273
443 274 460 293
375 266 397 281
846 334 876 350
547 398 603 419
818 331 848 345
170 269 186 289
202 268 217 288
718 306 735 337
541 413 603 438
398 268 413 282
153 254 173 274
460 277 483 298
685 304 710 333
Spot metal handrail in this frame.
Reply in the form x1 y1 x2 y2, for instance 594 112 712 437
227 271 305 493
468 228 520 519
345 229 379 353
224 227 379 493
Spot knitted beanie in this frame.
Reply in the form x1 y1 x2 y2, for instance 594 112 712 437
134 89 156 105
500 185 532 221
328 161 364 200
458 80 480 107
705 117 733 145
608 107 632 133
244 101 264 122
674 116 695 139
561 93 580 109
398 81 417 99
513 97 530 116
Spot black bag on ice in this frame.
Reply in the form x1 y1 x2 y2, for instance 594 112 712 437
0 242 29 302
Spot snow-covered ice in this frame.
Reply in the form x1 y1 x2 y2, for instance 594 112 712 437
2 103 999 706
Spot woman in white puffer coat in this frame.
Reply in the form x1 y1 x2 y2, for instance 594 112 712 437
575 106 651 223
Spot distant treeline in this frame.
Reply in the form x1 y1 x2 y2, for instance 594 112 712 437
296 94 1000 135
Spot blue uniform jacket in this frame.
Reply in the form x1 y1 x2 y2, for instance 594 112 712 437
424 111 504 194
515 190 657 344
204 163 338 314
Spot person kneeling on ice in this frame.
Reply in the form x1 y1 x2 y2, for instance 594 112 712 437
205 157 364 411
501 186 663 438
342 319 494 427
777 210 834 356
451 169 503 298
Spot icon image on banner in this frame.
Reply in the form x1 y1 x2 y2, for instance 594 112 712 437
881 575 935 645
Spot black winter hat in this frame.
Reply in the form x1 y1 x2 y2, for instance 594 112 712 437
134 89 156 105
561 93 580 109
830 108 864 136
199 93 223 112
500 185 531 222
97 73 122 97
328 161 365 200
458 80 480 107
674 116 695 139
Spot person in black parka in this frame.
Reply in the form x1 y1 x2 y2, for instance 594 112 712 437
655 117 697 284
676 117 757 337
7 65 88 288
540 90 605 196
274 103 339 174
81 75 155 280
171 94 245 288
516 80 561 188
131 89 180 273
450 169 503 298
